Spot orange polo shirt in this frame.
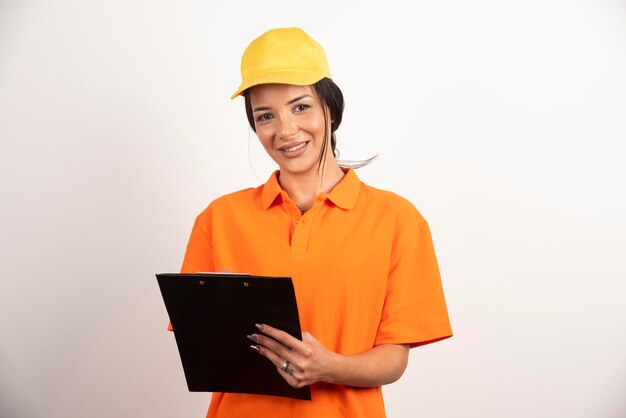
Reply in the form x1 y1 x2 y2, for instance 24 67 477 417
179 168 452 418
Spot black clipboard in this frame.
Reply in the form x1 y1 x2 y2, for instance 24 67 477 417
156 273 311 400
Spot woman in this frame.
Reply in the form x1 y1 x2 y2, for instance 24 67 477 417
181 27 452 417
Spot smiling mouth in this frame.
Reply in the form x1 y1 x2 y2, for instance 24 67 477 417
280 142 309 152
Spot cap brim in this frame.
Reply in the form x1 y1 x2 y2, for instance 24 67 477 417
230 70 329 100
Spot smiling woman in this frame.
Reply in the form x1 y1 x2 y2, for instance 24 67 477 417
246 84 343 210
176 27 453 418
250 86 330 170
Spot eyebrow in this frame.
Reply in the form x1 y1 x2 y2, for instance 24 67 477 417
287 94 311 105
252 94 313 112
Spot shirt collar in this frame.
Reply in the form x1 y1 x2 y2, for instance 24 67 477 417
261 168 361 210
261 171 283 209
326 168 360 210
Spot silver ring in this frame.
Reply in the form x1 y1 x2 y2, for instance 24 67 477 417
285 367 295 376
282 361 290 372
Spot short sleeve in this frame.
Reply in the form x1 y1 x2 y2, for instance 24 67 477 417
167 212 214 331
374 217 452 348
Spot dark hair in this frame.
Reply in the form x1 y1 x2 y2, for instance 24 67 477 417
243 78 375 170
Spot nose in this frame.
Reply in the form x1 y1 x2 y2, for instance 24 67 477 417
277 114 298 139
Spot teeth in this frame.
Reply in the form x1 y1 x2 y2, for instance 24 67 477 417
283 142 307 152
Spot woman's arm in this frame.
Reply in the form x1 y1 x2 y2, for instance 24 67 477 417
249 323 409 388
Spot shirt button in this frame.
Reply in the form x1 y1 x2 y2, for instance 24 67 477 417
293 221 298 226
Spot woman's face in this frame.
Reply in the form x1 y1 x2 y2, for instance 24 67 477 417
249 84 331 177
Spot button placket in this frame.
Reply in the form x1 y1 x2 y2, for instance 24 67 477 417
286 195 326 255
291 199 325 253
286 198 302 246
291 216 308 249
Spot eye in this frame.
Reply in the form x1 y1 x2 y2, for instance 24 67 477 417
256 113 273 123
294 104 310 112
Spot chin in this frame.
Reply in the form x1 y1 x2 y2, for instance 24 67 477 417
278 161 318 175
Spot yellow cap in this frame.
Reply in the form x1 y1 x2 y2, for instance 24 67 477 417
230 27 331 100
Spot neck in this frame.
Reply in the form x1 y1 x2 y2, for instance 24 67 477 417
278 160 345 212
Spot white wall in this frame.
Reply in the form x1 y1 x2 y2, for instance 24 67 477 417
1 1 625 417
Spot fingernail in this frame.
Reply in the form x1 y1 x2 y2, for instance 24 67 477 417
250 345 261 353
246 334 257 342
255 323 264 331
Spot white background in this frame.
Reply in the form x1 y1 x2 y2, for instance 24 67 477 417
1 1 625 417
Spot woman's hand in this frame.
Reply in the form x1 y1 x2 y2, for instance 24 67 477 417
248 323 410 388
248 323 340 388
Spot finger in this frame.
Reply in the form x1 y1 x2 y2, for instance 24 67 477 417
279 365 300 384
251 343 298 377
249 343 309 388
255 323 305 354
277 363 308 388
249 333 296 363
272 358 300 385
